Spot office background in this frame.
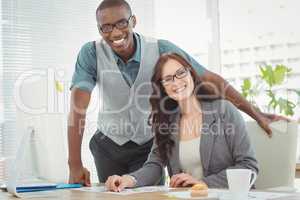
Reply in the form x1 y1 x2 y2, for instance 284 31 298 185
0 0 299 184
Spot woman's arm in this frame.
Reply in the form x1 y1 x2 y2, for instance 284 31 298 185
202 100 259 188
128 139 165 187
105 139 165 191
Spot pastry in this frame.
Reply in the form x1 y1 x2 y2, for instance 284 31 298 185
190 182 208 197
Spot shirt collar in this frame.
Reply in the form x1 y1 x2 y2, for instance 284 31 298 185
113 33 141 64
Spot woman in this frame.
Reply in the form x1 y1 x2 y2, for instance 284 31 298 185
105 53 258 192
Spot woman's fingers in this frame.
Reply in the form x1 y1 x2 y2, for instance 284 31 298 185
170 173 191 187
105 176 113 191
170 174 182 187
169 175 177 187
173 175 190 187
105 175 122 192
111 176 122 192
182 179 196 187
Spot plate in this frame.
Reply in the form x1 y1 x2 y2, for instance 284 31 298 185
166 191 220 199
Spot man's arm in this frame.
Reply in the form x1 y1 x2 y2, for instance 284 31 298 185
68 88 92 186
200 70 287 137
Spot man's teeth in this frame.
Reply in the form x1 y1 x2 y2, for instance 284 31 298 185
113 38 125 44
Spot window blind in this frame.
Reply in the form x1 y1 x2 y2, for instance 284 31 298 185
0 0 100 184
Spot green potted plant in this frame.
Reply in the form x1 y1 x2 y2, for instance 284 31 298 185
240 64 300 189
241 64 300 117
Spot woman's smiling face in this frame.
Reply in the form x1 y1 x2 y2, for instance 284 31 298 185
161 58 195 102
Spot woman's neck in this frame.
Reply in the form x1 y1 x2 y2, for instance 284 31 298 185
178 95 202 116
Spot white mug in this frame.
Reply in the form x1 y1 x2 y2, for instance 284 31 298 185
226 169 257 200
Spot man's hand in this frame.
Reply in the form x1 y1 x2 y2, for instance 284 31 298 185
105 175 136 192
257 112 290 137
170 173 202 187
69 165 91 187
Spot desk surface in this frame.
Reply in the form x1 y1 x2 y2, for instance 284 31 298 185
1 189 300 200
1 189 170 200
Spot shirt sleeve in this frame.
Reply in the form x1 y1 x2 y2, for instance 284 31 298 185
129 137 165 187
70 41 97 92
158 39 207 76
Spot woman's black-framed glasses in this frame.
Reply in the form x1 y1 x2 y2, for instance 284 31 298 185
98 15 132 33
161 67 190 86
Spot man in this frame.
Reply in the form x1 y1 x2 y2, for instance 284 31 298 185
68 0 284 186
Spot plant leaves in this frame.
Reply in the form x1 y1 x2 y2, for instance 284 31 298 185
273 64 291 85
277 98 296 116
259 64 291 87
266 90 277 109
259 65 274 87
253 64 296 116
241 79 251 98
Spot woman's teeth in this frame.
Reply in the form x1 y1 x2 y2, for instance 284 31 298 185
175 85 186 93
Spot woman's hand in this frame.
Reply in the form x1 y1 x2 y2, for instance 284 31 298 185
105 175 136 192
170 173 202 187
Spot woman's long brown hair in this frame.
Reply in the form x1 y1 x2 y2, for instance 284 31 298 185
149 53 214 163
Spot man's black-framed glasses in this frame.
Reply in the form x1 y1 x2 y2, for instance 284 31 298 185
98 15 132 33
161 67 190 86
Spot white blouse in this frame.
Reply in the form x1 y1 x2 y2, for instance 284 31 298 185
179 137 203 180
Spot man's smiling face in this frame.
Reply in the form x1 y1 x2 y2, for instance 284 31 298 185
97 5 136 58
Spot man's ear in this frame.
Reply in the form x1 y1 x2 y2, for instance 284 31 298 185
97 25 103 35
96 16 103 36
131 15 137 28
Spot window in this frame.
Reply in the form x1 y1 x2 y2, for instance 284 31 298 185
154 0 212 67
219 0 300 161
0 0 100 184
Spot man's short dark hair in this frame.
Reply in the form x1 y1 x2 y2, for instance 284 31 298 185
96 0 132 17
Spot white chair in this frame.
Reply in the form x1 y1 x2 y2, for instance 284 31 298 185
246 120 298 189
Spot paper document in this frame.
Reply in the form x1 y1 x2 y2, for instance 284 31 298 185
105 186 169 195
73 186 106 193
74 185 169 195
